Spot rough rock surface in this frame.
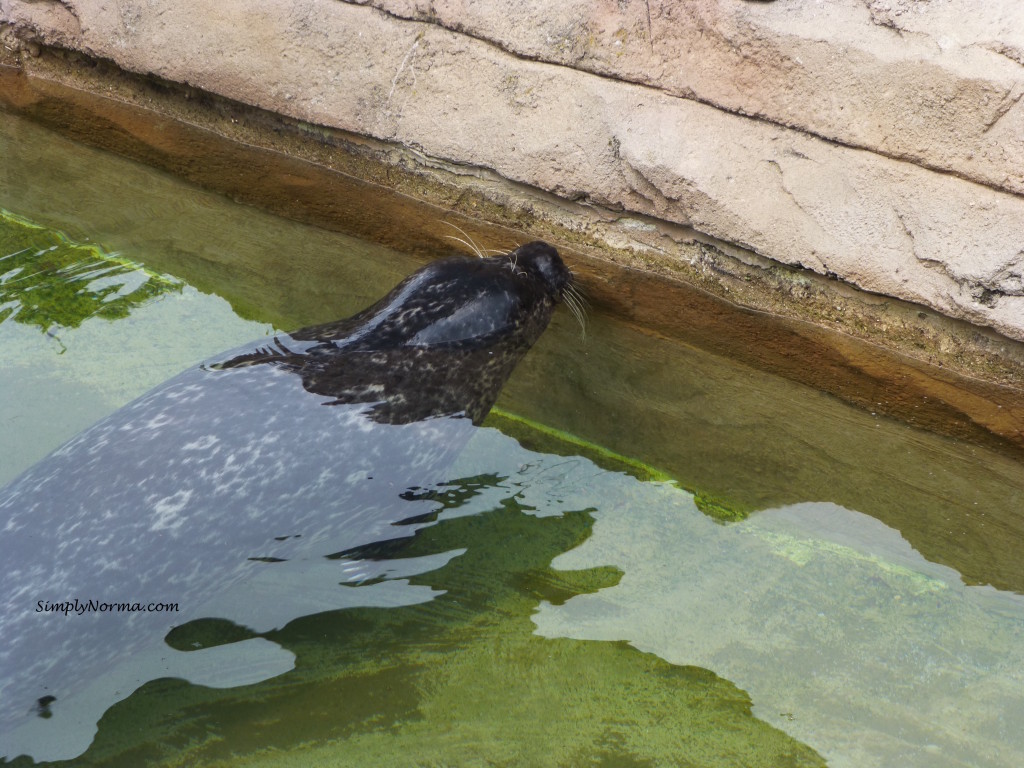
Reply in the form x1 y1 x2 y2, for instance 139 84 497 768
2 0 1023 340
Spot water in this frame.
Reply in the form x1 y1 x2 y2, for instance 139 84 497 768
2 102 1024 768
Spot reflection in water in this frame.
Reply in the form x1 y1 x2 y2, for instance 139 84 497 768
505 309 1024 596
535 486 1024 768
0 360 473 762
0 210 275 485
40 426 1024 768
0 208 182 334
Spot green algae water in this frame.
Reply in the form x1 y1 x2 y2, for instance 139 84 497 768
0 208 182 332
2 105 1024 768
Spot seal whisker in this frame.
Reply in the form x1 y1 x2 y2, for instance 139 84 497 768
568 304 588 342
561 283 588 342
444 234 479 259
441 222 487 259
506 250 526 277
565 283 591 317
566 280 590 306
443 234 482 257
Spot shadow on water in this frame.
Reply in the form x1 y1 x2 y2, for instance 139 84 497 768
2 71 1024 768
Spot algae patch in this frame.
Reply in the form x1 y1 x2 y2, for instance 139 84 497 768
0 208 182 336
485 408 751 522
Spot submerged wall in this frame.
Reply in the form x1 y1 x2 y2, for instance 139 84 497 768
3 0 1024 346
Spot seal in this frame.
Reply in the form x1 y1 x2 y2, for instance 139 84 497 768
217 240 575 425
0 241 573 762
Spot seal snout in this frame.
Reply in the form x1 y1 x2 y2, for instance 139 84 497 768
507 241 573 300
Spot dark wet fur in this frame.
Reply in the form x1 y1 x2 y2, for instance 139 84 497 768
217 242 573 424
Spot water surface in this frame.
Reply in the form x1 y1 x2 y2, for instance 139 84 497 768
2 102 1023 768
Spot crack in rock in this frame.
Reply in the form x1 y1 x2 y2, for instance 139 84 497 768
983 41 1024 67
982 83 1024 134
618 159 681 216
899 211 1020 307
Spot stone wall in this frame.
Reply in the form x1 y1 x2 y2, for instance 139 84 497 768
3 0 1023 342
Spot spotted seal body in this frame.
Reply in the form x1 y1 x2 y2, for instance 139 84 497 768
0 242 572 762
